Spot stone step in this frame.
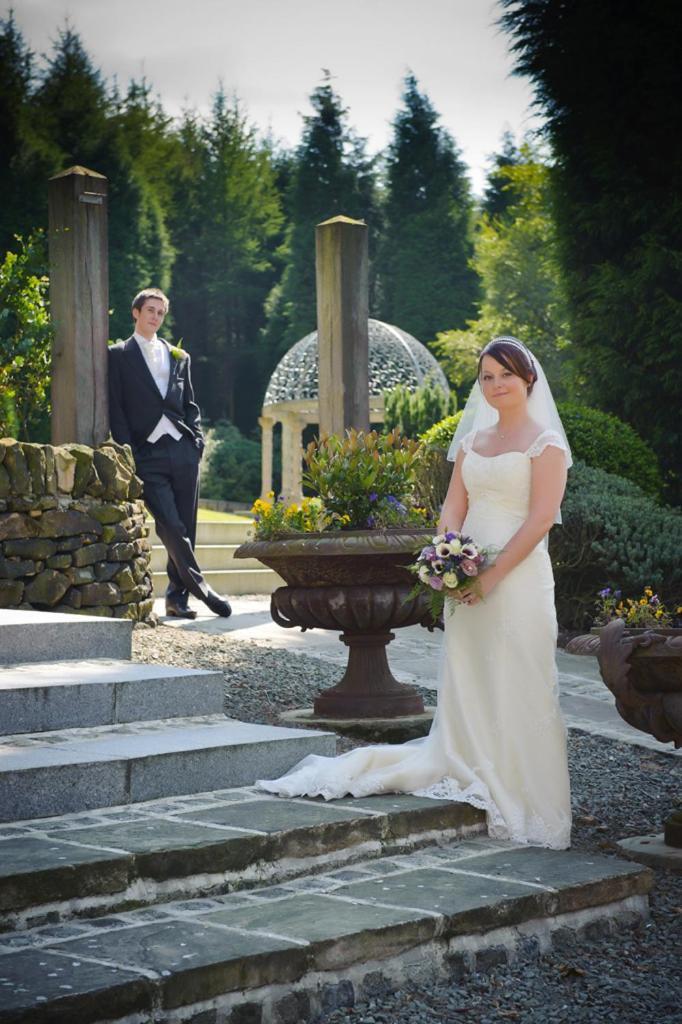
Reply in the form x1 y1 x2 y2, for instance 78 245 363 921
150 543 262 572
0 837 652 1024
0 610 132 667
0 717 334 823
152 567 282 598
0 660 225 734
0 790 484 930
148 520 252 546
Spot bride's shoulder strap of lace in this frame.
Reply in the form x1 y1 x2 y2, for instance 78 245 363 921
525 429 568 458
460 429 477 454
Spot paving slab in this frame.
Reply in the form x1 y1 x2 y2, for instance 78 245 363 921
0 717 335 822
0 837 130 915
0 660 224 733
0 948 152 1024
0 610 132 666
206 893 436 970
52 919 305 1010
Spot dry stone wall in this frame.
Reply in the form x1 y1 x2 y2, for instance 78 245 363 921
0 439 154 621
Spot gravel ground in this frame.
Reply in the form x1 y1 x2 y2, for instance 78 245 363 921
133 624 682 1024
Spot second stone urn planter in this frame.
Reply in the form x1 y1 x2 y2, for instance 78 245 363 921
566 620 682 747
235 528 437 718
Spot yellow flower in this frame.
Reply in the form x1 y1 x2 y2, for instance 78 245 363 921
644 587 653 596
267 490 275 498
639 598 647 606
656 610 663 618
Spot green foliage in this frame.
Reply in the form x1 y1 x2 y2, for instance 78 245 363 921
0 231 52 440
200 421 262 504
169 92 283 426
550 462 682 630
383 381 456 439
303 429 424 530
378 74 478 342
262 78 378 363
481 131 522 222
419 411 464 452
500 0 682 500
557 402 662 498
434 149 573 398
251 494 329 540
410 412 463 520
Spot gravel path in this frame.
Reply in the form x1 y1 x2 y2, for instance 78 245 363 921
133 624 682 1024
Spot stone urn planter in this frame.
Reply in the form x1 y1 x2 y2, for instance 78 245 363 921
567 618 682 870
235 528 438 718
566 620 682 747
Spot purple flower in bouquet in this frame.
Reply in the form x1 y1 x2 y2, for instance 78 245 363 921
429 576 444 591
461 559 478 577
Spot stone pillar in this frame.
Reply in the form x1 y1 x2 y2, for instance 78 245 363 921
316 215 369 436
280 412 304 503
48 166 109 447
259 414 275 498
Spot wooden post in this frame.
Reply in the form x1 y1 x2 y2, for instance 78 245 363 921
48 165 109 446
316 215 369 436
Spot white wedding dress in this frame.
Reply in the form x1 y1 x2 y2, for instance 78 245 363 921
257 429 572 850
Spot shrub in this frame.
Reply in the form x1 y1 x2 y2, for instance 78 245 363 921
0 231 52 441
384 381 457 439
550 461 682 630
413 412 463 519
419 410 464 452
557 402 662 498
303 429 426 530
201 421 262 503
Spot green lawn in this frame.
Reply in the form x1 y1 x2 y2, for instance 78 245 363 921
146 509 252 524
197 508 252 522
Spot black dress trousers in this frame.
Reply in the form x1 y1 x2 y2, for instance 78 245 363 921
134 434 206 604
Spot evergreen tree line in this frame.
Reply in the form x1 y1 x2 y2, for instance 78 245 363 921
0 16 478 435
2 5 679 500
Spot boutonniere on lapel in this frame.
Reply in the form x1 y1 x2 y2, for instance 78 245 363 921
169 344 188 361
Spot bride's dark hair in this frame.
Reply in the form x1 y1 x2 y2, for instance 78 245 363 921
478 337 538 395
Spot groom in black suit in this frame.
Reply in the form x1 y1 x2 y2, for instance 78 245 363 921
108 288 231 618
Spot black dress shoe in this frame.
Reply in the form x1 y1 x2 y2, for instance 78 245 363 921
204 590 232 617
165 601 197 619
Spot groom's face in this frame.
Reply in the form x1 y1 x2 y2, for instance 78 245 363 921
133 299 166 337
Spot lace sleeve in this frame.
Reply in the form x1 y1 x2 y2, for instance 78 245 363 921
525 430 569 459
447 429 476 461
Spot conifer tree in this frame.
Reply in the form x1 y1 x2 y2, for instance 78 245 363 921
169 91 283 427
0 13 39 251
500 0 682 498
262 77 378 362
482 130 521 221
378 74 478 343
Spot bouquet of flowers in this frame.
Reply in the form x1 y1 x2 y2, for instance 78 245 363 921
409 530 491 618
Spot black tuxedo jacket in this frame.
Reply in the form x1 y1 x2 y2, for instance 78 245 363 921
107 336 204 453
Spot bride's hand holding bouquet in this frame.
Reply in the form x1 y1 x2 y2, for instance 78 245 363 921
409 529 493 617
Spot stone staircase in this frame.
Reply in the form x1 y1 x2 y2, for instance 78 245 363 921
0 611 654 1024
149 519 282 597
0 609 333 825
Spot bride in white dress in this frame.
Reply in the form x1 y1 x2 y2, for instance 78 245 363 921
258 337 573 850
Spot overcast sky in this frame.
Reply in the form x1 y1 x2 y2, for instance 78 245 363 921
12 0 543 195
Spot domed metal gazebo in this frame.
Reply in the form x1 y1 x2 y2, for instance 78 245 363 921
259 319 450 501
